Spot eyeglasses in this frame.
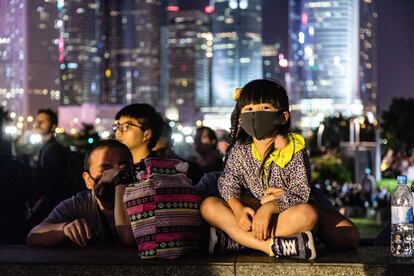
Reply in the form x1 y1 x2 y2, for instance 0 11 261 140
112 122 142 133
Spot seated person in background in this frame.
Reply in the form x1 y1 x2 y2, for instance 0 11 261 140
153 121 203 185
26 139 135 247
191 126 224 174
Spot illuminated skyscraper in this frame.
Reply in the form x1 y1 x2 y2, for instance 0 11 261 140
58 0 161 107
289 0 363 129
166 10 212 123
57 0 101 106
0 0 60 117
359 0 377 117
211 0 263 107
101 0 161 106
262 44 288 85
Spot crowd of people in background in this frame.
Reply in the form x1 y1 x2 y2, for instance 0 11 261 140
0 79 363 261
381 149 414 181
0 106 226 245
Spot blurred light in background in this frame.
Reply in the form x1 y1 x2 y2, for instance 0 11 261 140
29 133 42 144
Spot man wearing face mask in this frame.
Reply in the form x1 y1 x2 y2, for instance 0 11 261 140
26 140 135 247
192 126 224 174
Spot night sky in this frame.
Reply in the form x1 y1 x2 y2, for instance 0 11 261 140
179 0 414 113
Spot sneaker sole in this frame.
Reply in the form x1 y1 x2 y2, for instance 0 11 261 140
209 227 218 255
304 231 317 260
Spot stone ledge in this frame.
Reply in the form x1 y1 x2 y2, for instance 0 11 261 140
1 245 414 275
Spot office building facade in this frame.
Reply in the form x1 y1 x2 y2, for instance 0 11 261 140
211 0 263 107
289 0 362 129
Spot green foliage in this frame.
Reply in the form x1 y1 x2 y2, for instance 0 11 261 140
381 98 414 152
377 178 413 193
311 154 352 184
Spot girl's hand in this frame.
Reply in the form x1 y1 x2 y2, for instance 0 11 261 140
234 207 255 232
261 188 285 205
252 201 277 241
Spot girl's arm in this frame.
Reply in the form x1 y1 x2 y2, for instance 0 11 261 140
272 150 311 213
218 143 244 202
228 197 255 232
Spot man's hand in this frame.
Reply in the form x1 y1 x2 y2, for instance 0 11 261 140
62 218 92 247
94 168 124 197
261 187 285 205
234 207 255 232
252 201 277 241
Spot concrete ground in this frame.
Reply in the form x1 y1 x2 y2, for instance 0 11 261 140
1 245 413 275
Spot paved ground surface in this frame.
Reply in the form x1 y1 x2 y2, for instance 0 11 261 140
1 245 413 275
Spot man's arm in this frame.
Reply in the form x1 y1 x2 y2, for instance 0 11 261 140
26 222 67 246
26 194 92 247
27 219 92 247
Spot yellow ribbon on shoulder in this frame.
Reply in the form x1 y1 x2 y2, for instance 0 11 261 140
252 132 305 169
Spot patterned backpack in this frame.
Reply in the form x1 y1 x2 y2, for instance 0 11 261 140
124 158 203 259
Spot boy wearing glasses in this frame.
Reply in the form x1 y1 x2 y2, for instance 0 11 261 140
113 103 164 171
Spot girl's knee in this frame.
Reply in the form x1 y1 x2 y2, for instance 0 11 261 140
200 196 223 217
291 204 319 229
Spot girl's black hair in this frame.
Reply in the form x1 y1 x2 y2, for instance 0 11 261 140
225 79 292 176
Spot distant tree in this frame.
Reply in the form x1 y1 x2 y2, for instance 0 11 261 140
308 114 349 155
381 98 414 152
308 114 375 156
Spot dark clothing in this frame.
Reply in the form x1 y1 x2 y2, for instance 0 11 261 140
31 137 71 223
43 191 119 244
194 171 221 198
0 154 29 243
191 150 224 175
133 151 158 175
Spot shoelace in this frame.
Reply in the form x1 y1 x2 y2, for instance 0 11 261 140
281 238 297 256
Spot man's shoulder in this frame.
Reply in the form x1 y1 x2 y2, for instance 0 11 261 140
59 191 93 211
43 191 95 224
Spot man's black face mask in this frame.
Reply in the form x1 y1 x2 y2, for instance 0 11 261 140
90 170 134 205
239 111 284 140
91 176 116 205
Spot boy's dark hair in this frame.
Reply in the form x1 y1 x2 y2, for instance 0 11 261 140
194 126 218 148
84 139 133 173
38 108 58 126
115 103 164 150
160 121 173 148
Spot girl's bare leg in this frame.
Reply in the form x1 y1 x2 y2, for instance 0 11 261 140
200 196 318 254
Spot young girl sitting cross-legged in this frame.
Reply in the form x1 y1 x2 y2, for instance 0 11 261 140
200 79 359 260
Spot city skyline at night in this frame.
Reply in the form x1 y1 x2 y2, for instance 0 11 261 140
0 0 413 133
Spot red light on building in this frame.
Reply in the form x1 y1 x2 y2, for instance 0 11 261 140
167 6 179 12
204 5 214 14
180 64 187 72
301 12 308 25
